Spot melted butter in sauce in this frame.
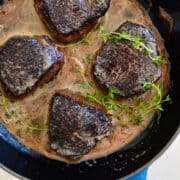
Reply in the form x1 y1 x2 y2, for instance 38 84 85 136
0 0 170 163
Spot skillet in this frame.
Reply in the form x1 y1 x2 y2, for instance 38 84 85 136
0 0 179 179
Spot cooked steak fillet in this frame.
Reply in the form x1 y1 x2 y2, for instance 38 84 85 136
93 21 161 97
49 91 112 157
0 35 63 97
34 0 111 43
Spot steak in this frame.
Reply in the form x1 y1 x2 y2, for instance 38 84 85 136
0 35 63 97
49 91 112 157
93 21 161 97
34 0 111 43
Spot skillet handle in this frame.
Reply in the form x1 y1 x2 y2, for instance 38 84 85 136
127 168 148 180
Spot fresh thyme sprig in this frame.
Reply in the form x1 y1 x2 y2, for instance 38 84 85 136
86 82 171 125
87 87 120 110
141 82 171 112
99 25 166 66
83 54 92 65
120 82 171 124
75 67 81 73
74 64 171 125
151 56 166 66
0 90 49 133
83 82 89 89
58 36 91 48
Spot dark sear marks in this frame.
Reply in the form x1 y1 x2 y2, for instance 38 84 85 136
49 91 112 157
0 35 63 97
93 21 161 97
34 0 111 43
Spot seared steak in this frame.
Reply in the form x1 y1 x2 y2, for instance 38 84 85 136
49 91 112 157
0 35 63 97
93 21 161 97
34 0 111 43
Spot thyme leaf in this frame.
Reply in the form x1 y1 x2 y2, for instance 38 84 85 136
151 56 166 66
83 54 92 65
0 90 49 133
86 81 171 125
83 82 89 89
99 25 166 66
58 36 91 48
75 67 81 73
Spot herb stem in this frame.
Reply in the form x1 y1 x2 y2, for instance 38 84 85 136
0 90 49 133
99 25 166 66
58 36 91 48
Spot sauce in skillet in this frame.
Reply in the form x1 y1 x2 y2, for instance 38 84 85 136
0 0 170 163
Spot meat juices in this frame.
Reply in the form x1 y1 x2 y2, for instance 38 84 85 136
34 0 111 43
0 0 170 162
49 92 112 157
93 21 161 97
0 35 63 97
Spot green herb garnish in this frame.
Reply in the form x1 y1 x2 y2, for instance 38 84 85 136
141 82 171 112
86 81 171 125
83 82 89 89
151 56 167 66
75 67 81 73
58 36 91 48
83 54 92 65
87 87 119 111
0 90 49 133
99 25 166 66
100 25 107 34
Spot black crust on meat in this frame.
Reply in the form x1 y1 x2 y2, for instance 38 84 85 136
93 21 161 97
0 35 63 97
49 91 112 157
34 0 111 43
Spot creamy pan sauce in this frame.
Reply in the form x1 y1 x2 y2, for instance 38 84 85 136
0 0 170 163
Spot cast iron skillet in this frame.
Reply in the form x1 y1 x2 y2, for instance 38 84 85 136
0 0 179 179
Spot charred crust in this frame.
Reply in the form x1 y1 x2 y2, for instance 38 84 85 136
0 35 64 98
93 21 161 97
34 0 111 43
49 90 112 157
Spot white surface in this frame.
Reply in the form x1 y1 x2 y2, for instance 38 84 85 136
0 168 18 180
0 135 179 180
148 134 180 180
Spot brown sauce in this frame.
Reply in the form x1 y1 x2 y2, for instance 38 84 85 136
0 0 170 163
